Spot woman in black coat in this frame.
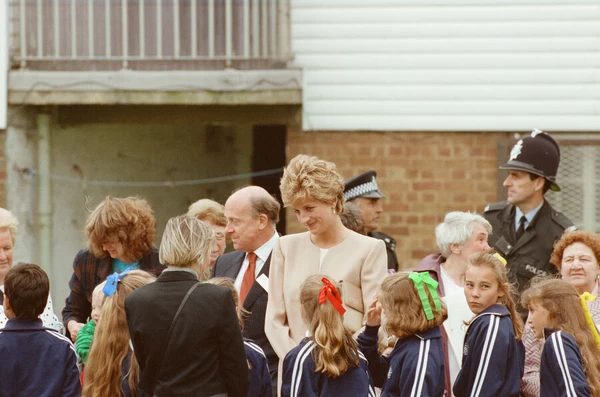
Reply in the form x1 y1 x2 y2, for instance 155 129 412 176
125 215 248 397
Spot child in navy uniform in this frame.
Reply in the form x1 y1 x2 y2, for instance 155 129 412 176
357 271 447 396
208 277 272 397
453 252 524 397
0 263 80 397
281 275 375 397
522 278 600 397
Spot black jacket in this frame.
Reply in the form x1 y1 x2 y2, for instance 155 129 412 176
211 251 278 374
483 200 573 296
368 231 399 271
125 270 249 397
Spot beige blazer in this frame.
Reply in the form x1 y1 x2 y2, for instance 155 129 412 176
265 230 387 359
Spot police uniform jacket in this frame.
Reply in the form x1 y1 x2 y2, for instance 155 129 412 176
540 329 591 397
453 304 524 397
281 337 375 397
357 324 445 397
483 200 573 295
368 231 399 271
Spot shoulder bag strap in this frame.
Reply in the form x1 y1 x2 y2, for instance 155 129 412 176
156 282 201 376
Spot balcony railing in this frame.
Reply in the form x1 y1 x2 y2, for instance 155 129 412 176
10 0 291 71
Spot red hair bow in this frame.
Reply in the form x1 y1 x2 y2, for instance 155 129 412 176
318 277 346 315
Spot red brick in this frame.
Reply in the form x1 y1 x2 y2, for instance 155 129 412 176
286 128 503 268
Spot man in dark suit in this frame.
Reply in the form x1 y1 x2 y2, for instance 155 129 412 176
211 185 280 395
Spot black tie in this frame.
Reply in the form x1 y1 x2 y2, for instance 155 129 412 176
516 216 527 241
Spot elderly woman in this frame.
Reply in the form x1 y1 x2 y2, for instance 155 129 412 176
414 211 491 395
265 154 387 360
187 198 227 268
62 196 165 341
125 215 248 396
0 208 62 331
521 230 600 397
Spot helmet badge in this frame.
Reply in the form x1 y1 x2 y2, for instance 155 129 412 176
509 139 523 161
531 128 544 137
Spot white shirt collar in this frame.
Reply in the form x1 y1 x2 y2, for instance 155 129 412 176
250 231 279 264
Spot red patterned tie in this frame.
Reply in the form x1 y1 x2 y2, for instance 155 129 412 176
240 252 257 303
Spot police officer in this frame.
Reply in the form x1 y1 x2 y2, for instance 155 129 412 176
483 129 575 301
344 170 399 271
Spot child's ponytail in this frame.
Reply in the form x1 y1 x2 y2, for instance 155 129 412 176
300 275 359 378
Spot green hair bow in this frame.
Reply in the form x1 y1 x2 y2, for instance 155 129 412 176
408 272 443 320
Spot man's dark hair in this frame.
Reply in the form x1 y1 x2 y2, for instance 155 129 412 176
5 263 49 320
528 173 551 194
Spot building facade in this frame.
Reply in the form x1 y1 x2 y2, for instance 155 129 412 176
3 0 600 310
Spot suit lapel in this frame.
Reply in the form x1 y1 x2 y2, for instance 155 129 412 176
243 254 271 310
215 251 245 279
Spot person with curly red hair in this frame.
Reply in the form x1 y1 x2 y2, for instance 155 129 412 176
62 196 165 341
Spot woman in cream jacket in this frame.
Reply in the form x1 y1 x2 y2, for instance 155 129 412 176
265 154 387 360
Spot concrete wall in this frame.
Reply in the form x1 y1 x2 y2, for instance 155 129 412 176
6 104 274 316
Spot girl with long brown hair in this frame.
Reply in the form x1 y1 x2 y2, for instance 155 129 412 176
83 269 155 397
357 271 447 396
522 278 600 397
453 251 525 397
281 275 375 397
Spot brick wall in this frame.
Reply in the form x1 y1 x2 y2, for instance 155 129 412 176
0 130 6 208
285 127 503 268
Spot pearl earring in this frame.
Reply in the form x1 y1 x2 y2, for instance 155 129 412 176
332 207 336 214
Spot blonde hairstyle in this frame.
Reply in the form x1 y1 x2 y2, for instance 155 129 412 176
467 251 524 339
206 277 249 330
280 154 345 214
187 199 227 227
86 196 156 261
83 270 155 397
379 272 448 339
91 281 106 307
159 215 215 275
300 275 359 377
522 278 600 397
0 207 18 245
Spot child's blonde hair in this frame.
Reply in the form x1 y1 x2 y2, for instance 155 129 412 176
467 251 524 339
90 281 106 322
378 272 448 339
206 277 249 330
83 270 155 397
522 278 600 397
300 275 359 377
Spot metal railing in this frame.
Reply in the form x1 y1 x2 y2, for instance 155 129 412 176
10 0 291 71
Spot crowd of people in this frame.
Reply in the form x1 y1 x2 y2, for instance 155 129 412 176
0 129 598 397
